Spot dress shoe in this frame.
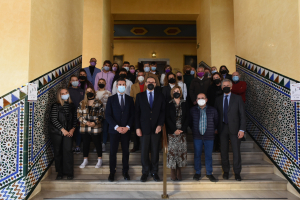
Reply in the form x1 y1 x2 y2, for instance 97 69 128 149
67 176 73 180
56 174 63 180
108 173 115 182
235 174 241 181
130 148 137 153
193 173 201 181
176 167 182 181
206 175 217 182
151 173 161 182
140 174 148 182
123 172 130 180
223 172 229 180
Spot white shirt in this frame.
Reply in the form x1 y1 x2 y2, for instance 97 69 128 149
178 81 187 100
146 89 154 104
169 83 175 89
112 79 133 96
198 77 204 80
160 73 165 85
114 92 130 131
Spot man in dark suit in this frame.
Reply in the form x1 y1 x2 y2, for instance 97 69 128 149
214 79 246 181
135 77 166 182
105 78 135 182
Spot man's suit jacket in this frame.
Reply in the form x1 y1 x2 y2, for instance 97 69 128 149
214 93 246 135
135 90 166 135
105 94 135 134
162 85 172 103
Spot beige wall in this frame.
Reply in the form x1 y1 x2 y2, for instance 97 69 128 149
113 41 197 71
234 0 300 80
0 0 31 94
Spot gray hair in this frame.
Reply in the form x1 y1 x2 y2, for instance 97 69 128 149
221 79 233 87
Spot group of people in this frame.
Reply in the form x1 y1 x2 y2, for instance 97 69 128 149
49 57 247 183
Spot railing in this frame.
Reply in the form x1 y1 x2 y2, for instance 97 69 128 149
161 125 169 199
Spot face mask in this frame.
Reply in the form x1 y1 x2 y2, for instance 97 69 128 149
71 81 79 87
144 67 150 72
147 83 154 90
197 99 206 106
165 69 171 74
112 67 117 71
120 74 127 79
197 72 205 77
98 84 105 89
190 70 195 75
232 76 239 82
130 69 135 74
87 92 94 98
61 94 69 100
221 70 227 74
168 78 176 84
117 85 126 93
90 62 96 66
151 67 156 71
177 76 182 81
213 79 221 84
138 76 144 82
79 76 86 81
103 66 110 71
211 70 217 74
124 67 129 71
186 70 190 75
173 92 181 99
223 86 231 93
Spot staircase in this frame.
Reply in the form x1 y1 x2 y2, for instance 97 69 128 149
32 132 299 199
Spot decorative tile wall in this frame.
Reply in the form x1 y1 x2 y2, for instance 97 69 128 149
236 56 300 192
0 56 82 200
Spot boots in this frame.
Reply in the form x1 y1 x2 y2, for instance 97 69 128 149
171 169 177 181
177 167 182 181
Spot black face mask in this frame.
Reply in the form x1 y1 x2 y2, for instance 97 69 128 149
213 79 221 84
223 87 231 93
79 76 86 81
120 74 127 79
186 70 190 75
177 76 182 81
87 92 95 99
168 78 176 84
220 70 227 74
173 92 181 99
98 84 105 89
147 83 154 90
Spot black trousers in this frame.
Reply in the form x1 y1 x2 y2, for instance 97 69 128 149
82 133 102 157
51 134 73 176
132 123 140 150
140 133 161 175
220 124 242 174
109 132 130 174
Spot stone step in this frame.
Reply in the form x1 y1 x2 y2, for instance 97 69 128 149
51 160 274 175
41 173 287 192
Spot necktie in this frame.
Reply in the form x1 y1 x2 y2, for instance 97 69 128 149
149 92 153 109
224 95 228 124
121 95 125 111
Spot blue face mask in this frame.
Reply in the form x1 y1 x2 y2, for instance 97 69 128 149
144 67 150 72
232 76 239 82
190 70 195 75
71 81 79 87
61 94 69 100
124 67 129 71
211 70 217 74
118 86 126 93
103 66 110 71
151 66 156 71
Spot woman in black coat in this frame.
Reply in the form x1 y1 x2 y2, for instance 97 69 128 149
49 87 77 180
206 72 224 107
165 86 189 181
162 72 177 103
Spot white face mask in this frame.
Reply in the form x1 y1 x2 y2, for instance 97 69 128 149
138 76 144 82
197 99 206 106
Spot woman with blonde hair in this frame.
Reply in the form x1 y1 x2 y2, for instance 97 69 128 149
165 86 189 181
96 78 112 152
162 72 178 103
49 87 77 180
77 86 105 169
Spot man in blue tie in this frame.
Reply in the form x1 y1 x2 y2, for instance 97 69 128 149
214 79 246 181
135 77 166 182
105 78 135 182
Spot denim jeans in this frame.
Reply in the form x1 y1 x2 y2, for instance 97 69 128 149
193 139 214 175
102 119 109 144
